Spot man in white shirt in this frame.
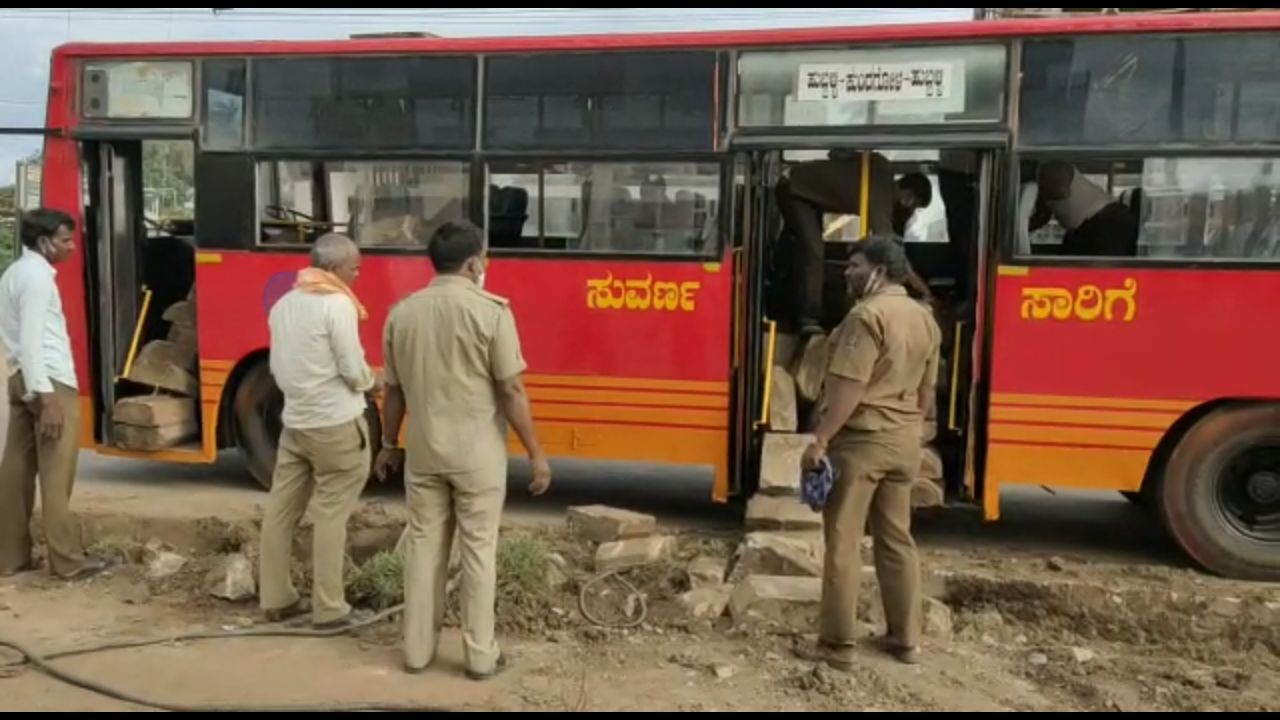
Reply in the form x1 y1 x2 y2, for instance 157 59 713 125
0 208 106 579
258 234 377 629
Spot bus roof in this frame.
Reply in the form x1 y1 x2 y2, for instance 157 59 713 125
51 11 1280 60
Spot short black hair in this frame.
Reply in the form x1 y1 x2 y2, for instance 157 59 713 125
851 234 912 284
896 173 933 208
427 220 485 273
20 208 76 249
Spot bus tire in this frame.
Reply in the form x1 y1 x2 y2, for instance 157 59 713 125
1158 404 1280 581
231 359 387 491
232 361 281 490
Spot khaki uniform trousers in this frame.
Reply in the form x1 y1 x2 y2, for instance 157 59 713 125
819 429 923 650
402 460 505 674
0 374 89 577
259 417 370 624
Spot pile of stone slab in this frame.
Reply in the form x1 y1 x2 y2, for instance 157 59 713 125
566 503 952 636
113 286 199 451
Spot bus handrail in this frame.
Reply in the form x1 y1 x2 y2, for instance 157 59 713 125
119 286 152 382
755 318 778 430
947 320 965 432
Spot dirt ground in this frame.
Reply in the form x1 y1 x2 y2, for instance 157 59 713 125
1 501 1277 712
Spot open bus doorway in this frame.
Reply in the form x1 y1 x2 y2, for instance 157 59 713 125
733 145 999 509
81 136 202 455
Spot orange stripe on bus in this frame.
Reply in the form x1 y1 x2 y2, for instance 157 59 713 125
988 405 1180 430
988 422 1161 451
990 392 1195 413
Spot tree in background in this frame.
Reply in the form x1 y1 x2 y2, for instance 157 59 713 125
0 141 195 263
0 183 15 260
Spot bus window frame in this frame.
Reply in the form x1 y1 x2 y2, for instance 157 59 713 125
479 49 722 153
1015 31 1280 151
1000 148 1280 270
77 57 199 123
481 151 730 263
248 54 478 153
249 152 479 256
1004 30 1280 271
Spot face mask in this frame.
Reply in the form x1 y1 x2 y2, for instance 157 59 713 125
471 257 486 289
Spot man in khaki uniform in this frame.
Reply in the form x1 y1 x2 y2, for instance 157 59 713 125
799 235 941 667
0 208 106 580
374 220 550 678
259 234 376 629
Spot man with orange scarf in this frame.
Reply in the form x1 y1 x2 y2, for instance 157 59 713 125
259 233 377 629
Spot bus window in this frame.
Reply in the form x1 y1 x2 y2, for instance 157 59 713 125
327 161 469 248
252 56 475 151
1020 33 1280 147
1017 156 1280 261
483 51 717 151
257 161 317 245
486 161 720 255
255 160 470 247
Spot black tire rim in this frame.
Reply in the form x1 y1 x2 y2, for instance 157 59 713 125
1213 443 1280 542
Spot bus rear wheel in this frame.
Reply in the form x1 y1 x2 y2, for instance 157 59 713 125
232 361 282 490
1158 404 1280 581
231 359 385 491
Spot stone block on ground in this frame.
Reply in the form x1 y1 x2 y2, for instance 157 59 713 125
686 555 727 589
205 552 255 601
767 367 798 432
567 505 657 543
729 574 821 624
728 531 822 581
745 494 822 532
594 535 676 572
678 584 732 620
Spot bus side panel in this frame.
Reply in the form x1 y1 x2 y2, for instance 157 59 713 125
196 252 733 479
41 52 96 449
984 264 1280 517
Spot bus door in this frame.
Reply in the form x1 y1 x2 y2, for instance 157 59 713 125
728 134 1006 508
729 150 783 495
74 127 201 451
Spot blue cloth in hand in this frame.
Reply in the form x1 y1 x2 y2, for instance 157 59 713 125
800 456 836 512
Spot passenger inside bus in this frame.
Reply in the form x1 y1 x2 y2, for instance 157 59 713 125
1029 160 1139 257
774 150 934 334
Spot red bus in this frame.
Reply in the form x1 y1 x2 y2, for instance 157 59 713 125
37 12 1280 580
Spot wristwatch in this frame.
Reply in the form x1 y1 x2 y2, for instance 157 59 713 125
381 438 401 450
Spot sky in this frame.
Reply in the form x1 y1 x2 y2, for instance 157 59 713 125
0 7 970 184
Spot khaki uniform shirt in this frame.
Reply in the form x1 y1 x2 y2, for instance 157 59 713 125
382 275 526 475
787 151 896 234
826 285 940 435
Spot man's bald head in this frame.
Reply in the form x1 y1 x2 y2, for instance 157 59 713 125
310 233 361 285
